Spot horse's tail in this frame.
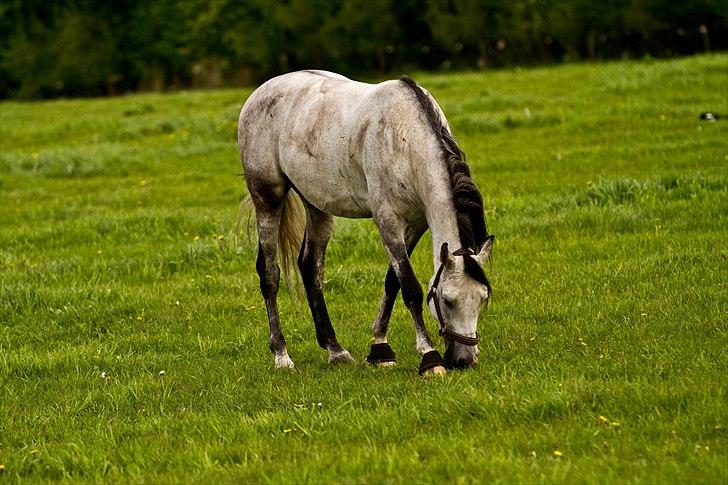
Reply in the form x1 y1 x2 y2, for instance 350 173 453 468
236 194 255 241
277 190 305 288
237 190 305 290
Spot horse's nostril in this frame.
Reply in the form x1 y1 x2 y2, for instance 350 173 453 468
456 357 469 368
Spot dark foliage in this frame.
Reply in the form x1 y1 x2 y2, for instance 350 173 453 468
1 0 726 99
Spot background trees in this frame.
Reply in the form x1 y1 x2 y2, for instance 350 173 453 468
1 0 725 99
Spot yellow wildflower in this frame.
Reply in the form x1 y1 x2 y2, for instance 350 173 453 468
553 450 563 457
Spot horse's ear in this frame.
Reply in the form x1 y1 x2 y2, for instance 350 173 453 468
440 242 455 268
475 235 494 265
440 242 449 264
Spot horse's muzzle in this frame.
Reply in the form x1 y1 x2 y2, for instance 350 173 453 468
444 342 478 369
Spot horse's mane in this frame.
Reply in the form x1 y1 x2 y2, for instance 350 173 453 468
400 76 489 252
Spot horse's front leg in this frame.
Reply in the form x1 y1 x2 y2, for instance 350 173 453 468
368 224 425 367
374 214 446 376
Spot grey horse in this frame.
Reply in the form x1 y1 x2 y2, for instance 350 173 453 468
238 70 494 376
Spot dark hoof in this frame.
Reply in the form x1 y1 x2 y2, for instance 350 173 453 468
366 342 397 365
419 350 446 376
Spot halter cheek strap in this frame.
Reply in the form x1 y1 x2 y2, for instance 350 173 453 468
426 247 480 347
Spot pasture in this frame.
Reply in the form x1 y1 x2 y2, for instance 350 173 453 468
1 54 726 482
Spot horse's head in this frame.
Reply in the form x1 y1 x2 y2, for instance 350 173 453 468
427 235 494 369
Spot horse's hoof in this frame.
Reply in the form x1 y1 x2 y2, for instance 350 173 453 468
275 353 296 370
418 350 447 376
423 365 447 377
328 349 355 364
366 342 397 366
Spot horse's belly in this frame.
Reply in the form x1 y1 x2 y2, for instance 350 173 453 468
282 157 371 218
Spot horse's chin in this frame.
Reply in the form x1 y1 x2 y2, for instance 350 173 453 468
444 341 478 369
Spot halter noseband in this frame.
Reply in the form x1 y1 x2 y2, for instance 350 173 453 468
426 247 481 347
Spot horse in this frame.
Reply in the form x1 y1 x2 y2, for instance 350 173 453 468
238 70 494 376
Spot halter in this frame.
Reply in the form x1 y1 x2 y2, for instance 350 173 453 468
426 247 481 347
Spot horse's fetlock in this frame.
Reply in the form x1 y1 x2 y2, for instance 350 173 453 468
316 330 335 349
269 335 285 353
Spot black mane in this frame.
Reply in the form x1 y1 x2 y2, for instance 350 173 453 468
400 76 489 252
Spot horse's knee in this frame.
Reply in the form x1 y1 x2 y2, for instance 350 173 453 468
401 284 423 309
384 266 400 298
398 267 423 308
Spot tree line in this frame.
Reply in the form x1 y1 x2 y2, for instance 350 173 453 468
1 0 725 99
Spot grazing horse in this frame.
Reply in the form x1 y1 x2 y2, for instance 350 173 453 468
238 70 494 375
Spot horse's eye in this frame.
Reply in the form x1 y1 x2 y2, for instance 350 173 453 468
443 296 455 308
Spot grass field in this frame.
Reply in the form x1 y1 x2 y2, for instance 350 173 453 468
1 54 727 483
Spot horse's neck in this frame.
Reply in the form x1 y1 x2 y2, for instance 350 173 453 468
420 168 460 269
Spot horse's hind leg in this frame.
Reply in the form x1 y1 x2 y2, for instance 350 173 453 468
251 184 295 369
298 201 355 364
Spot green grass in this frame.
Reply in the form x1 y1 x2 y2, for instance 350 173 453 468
1 54 727 483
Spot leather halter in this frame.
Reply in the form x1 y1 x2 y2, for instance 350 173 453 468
426 247 481 347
